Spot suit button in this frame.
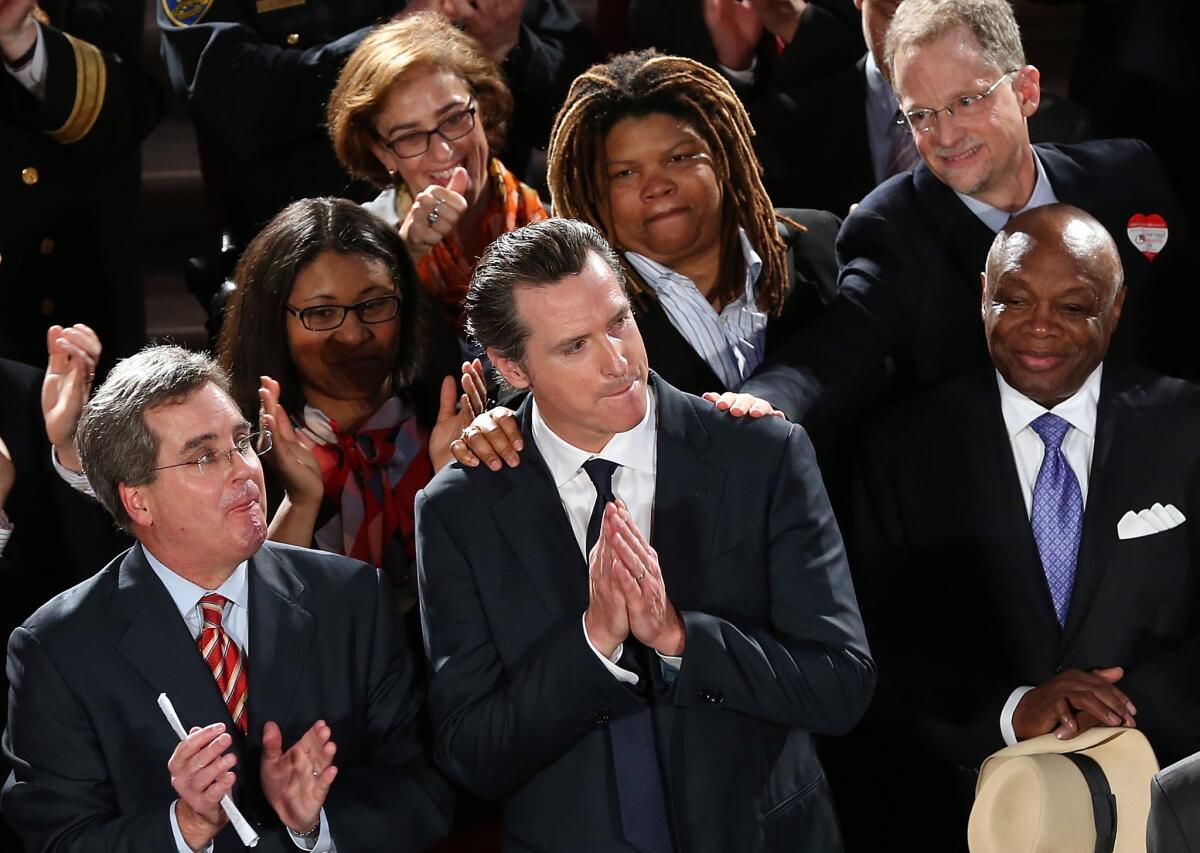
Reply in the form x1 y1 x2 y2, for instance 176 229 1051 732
286 33 300 45
21 166 39 185
591 709 611 728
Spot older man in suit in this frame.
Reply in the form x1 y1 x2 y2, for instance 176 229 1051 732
416 218 874 853
742 0 1195 428
845 203 1200 849
1 346 452 852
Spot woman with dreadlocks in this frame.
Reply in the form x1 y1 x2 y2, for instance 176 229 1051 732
450 49 841 469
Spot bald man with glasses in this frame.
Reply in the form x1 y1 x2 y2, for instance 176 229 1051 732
0 346 452 853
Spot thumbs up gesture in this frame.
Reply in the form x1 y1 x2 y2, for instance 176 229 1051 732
399 166 473 260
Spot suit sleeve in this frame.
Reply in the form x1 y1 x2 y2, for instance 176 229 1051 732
157 7 372 161
416 490 646 799
1 21 164 158
322 567 454 851
668 424 875 735
846 433 1016 768
740 206 908 427
1 627 177 852
1147 773 1193 853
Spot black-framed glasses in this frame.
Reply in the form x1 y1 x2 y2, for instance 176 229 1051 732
285 294 401 332
377 101 477 159
898 70 1019 134
154 431 272 477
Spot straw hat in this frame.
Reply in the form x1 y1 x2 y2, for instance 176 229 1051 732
968 727 1159 853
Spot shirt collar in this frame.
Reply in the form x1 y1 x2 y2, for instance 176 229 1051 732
864 51 900 132
142 544 250 618
531 386 657 489
957 148 1058 233
997 362 1103 441
626 228 763 300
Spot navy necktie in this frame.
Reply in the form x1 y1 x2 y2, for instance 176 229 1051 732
1029 413 1083 627
580 459 673 853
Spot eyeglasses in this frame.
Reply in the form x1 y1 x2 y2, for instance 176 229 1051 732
285 294 400 332
898 70 1019 134
377 101 477 159
154 431 272 476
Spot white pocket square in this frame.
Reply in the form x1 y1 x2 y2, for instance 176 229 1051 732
1117 503 1186 540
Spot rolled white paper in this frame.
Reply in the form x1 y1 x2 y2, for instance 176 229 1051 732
157 693 260 847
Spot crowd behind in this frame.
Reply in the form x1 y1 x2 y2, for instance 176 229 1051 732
2 0 1199 850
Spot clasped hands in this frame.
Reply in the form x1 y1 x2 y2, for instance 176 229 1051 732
584 501 685 660
169 719 337 850
1012 666 1138 742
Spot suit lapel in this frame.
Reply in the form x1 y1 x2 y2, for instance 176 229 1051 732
115 547 240 734
492 398 590 618
958 373 1062 633
912 165 998 287
648 376 726 608
246 545 314 743
1061 372 1145 648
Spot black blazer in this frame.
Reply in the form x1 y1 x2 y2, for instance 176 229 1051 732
636 208 841 399
1149 752 1200 853
850 364 1200 770
416 374 874 852
742 139 1198 426
1 542 453 852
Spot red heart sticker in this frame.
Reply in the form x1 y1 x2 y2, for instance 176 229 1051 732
1127 213 1169 262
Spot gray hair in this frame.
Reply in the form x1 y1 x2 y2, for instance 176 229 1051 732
76 345 231 530
885 0 1026 82
465 218 626 365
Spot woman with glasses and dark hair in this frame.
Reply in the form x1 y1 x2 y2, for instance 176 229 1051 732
327 12 548 333
218 197 481 617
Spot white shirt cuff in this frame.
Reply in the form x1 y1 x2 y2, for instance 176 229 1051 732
287 808 334 851
6 22 47 99
51 445 94 497
657 652 681 670
1000 686 1036 746
0 510 11 556
170 800 214 853
718 54 757 85
582 614 638 685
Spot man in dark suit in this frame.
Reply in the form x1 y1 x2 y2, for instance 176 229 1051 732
1149 752 1200 852
846 203 1200 848
1 346 452 851
416 219 874 852
741 0 1195 428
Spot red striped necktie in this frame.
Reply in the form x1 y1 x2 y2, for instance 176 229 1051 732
197 593 248 733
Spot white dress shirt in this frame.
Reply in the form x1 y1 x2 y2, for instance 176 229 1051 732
993 365 1102 746
530 389 682 683
958 148 1059 232
5 22 48 99
144 548 333 853
626 229 766 391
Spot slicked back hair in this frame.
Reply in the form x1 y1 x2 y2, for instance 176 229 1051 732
466 218 626 365
885 0 1026 82
547 49 795 317
77 346 230 531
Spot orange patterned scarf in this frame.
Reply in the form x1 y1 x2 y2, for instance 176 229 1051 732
400 158 548 330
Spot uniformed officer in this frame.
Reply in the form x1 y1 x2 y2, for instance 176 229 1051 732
157 0 597 247
1 0 164 366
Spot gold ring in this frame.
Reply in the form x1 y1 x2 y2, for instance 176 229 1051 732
311 768 320 778
636 569 646 582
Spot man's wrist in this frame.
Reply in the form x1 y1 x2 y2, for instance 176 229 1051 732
1 16 38 66
175 799 222 851
584 611 622 659
652 611 686 657
53 443 82 473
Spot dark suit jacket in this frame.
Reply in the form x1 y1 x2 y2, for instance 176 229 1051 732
415 374 874 852
742 139 1198 426
635 208 840 398
850 364 1200 769
842 364 1200 850
1 542 453 852
1149 752 1200 852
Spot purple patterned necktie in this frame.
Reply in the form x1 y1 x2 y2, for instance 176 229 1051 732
1029 413 1083 627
